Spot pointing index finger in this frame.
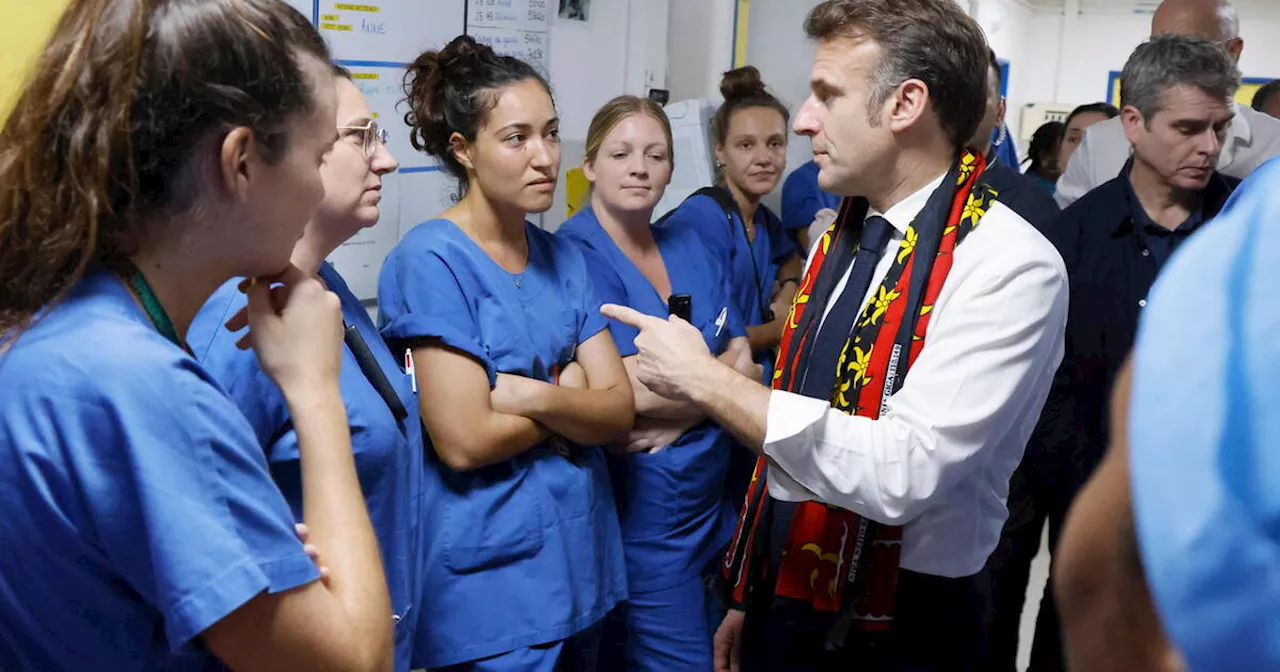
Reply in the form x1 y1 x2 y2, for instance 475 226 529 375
600 303 664 330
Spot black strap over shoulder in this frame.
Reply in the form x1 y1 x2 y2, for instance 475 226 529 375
657 186 774 322
655 186 736 225
344 323 409 422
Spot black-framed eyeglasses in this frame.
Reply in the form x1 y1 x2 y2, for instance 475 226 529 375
337 120 390 158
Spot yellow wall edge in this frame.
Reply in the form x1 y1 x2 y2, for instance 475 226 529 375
733 0 750 69
1 1 70 124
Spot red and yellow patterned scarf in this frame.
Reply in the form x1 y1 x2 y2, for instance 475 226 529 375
723 150 994 630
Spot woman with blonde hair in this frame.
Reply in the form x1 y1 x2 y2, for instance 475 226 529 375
559 94 759 671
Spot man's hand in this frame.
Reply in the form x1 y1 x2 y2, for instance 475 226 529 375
714 609 745 672
601 304 714 401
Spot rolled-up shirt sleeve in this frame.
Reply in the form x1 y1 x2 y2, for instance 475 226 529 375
762 246 1068 525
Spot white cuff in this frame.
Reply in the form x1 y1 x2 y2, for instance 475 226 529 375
766 465 816 502
763 389 837 502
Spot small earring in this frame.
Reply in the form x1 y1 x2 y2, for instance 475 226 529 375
992 124 1007 148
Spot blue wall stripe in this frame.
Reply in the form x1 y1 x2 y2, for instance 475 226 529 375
335 59 413 69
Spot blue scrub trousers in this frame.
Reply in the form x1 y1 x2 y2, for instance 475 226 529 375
437 620 604 672
599 570 725 671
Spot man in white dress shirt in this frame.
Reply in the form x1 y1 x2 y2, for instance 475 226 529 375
602 1 1067 670
1055 0 1280 208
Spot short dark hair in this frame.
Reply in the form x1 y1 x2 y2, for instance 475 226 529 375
804 0 990 149
1064 102 1119 129
1252 79 1280 112
988 48 1002 88
1025 121 1064 174
1120 34 1240 122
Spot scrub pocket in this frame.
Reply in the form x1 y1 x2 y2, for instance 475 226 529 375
442 465 544 574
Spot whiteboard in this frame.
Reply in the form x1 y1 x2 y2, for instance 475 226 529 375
466 0 552 76
318 1 464 64
290 0 467 299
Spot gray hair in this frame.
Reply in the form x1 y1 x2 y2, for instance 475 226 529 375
1120 33 1240 122
1217 0 1240 40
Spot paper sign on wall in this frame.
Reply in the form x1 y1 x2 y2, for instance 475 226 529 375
291 0 467 299
466 0 552 75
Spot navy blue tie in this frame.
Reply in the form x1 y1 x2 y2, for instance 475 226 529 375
799 215 894 398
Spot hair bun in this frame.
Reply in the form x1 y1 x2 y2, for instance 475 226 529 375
401 34 550 194
438 34 493 71
402 35 502 156
720 66 767 101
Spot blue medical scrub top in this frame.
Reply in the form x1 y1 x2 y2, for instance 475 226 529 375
377 219 628 668
188 263 428 672
0 268 319 671
558 207 744 592
781 160 841 236
660 193 794 376
1129 157 1280 671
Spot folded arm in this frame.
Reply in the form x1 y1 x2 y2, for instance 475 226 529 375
490 330 635 446
413 343 550 472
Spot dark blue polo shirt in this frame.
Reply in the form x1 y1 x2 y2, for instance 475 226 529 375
1031 160 1238 490
1126 175 1207 267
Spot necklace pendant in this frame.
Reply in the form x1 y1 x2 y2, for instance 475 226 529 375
514 275 523 288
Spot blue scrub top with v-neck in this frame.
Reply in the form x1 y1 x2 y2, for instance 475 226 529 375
377 219 628 669
558 207 744 592
0 268 319 671
660 193 793 332
188 262 428 671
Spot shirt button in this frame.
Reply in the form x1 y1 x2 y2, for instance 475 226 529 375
1139 299 1148 308
1141 249 1151 257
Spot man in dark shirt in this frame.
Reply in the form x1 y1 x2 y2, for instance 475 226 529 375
970 49 1060 235
986 33 1241 672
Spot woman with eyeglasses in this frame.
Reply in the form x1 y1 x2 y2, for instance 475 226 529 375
188 65 425 672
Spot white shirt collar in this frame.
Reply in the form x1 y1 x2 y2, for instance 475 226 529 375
866 172 948 235
1231 100 1253 144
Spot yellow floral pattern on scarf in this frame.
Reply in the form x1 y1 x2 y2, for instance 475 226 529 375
860 286 902 328
834 342 875 408
897 226 918 264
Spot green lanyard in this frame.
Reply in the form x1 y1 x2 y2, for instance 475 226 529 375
109 258 188 353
